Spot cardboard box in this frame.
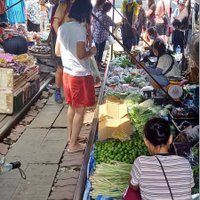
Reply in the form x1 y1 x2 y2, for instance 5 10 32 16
0 68 13 90
0 90 13 114
0 60 40 113
0 70 40 114
98 96 133 141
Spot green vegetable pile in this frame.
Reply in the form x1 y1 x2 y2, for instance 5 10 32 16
123 75 133 83
113 55 133 68
129 100 161 135
119 58 132 68
95 135 148 164
124 94 144 107
90 161 132 198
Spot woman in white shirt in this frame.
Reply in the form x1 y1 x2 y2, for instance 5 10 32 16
55 0 97 153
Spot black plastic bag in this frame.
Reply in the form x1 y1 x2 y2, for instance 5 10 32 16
172 6 190 30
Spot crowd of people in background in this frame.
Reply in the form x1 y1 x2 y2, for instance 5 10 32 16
0 1 199 198
49 0 198 154
120 0 195 52
0 0 198 93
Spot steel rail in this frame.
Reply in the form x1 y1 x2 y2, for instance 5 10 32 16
73 49 112 200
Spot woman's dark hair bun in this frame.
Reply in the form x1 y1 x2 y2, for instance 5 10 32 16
144 117 171 146
153 38 166 56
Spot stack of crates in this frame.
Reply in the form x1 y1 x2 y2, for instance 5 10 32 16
0 68 40 114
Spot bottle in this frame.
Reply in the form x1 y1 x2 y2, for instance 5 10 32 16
0 161 21 174
175 45 182 61
0 163 13 174
176 45 181 54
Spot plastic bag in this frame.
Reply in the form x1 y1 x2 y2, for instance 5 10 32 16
172 6 189 30
107 35 115 45
173 125 199 157
89 55 100 78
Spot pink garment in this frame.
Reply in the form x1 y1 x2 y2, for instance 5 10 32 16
0 0 6 14
123 186 142 200
155 0 170 23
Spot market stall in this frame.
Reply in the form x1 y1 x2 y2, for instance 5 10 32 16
0 53 39 114
80 48 199 199
72 7 200 199
0 21 53 115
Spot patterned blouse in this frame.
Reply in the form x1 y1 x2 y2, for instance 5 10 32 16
92 10 115 44
26 0 41 25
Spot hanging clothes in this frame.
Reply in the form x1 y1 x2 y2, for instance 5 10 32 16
0 0 7 22
6 0 26 24
0 0 6 14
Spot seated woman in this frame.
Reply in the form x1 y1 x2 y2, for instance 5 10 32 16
140 27 157 63
123 117 194 200
143 38 181 89
143 27 157 49
0 23 28 55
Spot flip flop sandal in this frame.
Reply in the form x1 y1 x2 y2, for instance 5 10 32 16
67 137 88 145
100 63 106 68
67 148 85 153
78 137 88 144
94 83 101 88
99 67 106 71
67 145 86 153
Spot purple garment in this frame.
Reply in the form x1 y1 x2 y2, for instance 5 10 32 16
93 10 115 44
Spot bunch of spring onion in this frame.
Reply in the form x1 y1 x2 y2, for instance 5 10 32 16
90 161 132 198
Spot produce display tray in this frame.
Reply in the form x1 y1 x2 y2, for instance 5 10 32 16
171 117 199 133
113 50 140 58
29 52 52 58
80 50 199 200
169 107 199 124
169 111 199 123
28 44 52 58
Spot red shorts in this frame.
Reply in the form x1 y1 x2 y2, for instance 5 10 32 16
63 73 95 107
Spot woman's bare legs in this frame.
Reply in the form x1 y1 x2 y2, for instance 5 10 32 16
67 105 75 143
67 106 86 151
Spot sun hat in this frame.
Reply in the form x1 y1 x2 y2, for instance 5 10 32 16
136 0 142 5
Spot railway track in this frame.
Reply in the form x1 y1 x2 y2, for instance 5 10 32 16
0 49 111 200
0 72 54 143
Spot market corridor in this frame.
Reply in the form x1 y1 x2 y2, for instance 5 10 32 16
0 93 96 200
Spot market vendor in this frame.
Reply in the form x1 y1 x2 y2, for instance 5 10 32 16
141 38 181 89
123 117 194 200
0 23 28 55
143 27 157 49
140 27 158 63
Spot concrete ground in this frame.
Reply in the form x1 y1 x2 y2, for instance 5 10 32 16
0 94 97 200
